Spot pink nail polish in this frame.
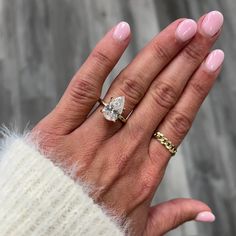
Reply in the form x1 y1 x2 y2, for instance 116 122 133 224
195 211 216 222
176 19 197 42
113 21 130 42
204 49 225 72
201 11 224 37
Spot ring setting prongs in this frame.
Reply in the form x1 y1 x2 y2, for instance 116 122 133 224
99 96 127 123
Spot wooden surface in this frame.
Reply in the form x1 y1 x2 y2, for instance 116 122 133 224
0 0 235 235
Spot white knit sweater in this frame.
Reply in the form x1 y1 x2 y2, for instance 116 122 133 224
0 133 125 236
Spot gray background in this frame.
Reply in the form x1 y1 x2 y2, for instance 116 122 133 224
0 0 235 235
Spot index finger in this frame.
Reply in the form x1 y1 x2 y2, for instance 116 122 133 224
41 22 131 134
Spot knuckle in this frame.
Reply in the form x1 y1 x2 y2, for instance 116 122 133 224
141 170 157 192
135 170 156 201
69 78 98 104
152 41 171 61
119 73 145 105
189 80 208 97
168 110 192 138
151 81 178 109
90 49 113 67
182 44 204 64
114 152 130 173
126 122 146 143
130 181 151 206
149 145 169 169
32 128 65 153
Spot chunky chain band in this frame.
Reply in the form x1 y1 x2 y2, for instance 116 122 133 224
153 131 177 156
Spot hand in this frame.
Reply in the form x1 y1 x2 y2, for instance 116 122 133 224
33 11 224 236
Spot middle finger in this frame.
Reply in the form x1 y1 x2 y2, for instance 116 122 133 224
85 18 198 136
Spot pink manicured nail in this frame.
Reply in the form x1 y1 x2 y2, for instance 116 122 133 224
201 11 224 37
113 21 130 42
204 49 225 72
176 19 197 42
195 211 216 222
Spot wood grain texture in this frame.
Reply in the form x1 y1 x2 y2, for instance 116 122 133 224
0 0 235 235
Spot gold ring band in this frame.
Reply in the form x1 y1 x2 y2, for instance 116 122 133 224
153 131 177 156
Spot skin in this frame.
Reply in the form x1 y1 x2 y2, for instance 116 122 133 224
33 14 223 236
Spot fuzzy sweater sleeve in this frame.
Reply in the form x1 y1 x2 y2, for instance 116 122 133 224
0 134 124 236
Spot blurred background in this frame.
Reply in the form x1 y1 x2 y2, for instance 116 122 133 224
0 0 235 235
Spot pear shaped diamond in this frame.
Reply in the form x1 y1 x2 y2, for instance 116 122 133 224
102 96 125 122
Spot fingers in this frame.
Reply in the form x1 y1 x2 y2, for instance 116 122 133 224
145 198 215 236
126 11 223 141
88 18 198 134
103 19 197 114
41 22 131 134
149 49 224 166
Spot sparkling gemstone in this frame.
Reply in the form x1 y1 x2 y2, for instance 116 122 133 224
102 96 125 122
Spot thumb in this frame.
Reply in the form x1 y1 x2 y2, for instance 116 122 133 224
145 198 215 236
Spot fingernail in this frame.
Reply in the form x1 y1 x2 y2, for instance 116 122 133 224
113 21 130 42
204 49 225 72
195 211 216 222
201 11 224 37
176 19 197 42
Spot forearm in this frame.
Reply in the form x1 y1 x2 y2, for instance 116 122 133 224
0 132 124 236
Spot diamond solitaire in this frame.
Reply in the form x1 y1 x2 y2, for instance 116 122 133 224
101 96 126 122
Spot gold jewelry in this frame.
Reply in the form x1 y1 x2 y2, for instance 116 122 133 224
153 131 177 156
98 96 130 123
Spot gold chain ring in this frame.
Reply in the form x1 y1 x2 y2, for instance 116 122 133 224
153 131 177 156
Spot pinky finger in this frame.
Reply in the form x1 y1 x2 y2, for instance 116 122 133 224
149 49 224 166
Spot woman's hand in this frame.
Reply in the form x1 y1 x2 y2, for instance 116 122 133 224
33 11 224 236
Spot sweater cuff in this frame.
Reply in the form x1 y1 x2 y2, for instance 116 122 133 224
0 134 124 236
